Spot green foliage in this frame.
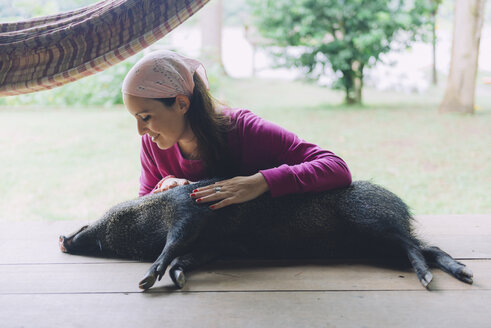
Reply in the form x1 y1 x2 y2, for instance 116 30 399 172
223 0 249 26
249 0 434 104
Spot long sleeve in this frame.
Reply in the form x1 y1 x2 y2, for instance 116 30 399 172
139 136 162 196
231 109 352 198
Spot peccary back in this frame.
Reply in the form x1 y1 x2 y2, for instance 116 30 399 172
77 180 414 261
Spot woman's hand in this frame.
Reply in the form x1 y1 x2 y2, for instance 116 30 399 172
190 173 269 210
152 175 193 194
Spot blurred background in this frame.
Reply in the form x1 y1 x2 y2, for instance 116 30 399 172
0 0 490 221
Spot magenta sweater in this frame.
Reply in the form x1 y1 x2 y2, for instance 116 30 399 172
139 108 352 197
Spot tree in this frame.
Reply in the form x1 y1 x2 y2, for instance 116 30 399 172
430 0 442 86
249 0 433 104
200 0 226 73
439 0 486 114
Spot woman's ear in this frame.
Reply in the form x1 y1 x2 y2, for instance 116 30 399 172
175 95 191 114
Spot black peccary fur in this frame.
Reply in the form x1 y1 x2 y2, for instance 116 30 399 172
60 179 473 290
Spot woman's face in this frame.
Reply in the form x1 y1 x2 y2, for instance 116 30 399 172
123 93 193 151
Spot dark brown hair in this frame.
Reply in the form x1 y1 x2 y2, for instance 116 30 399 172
157 74 236 178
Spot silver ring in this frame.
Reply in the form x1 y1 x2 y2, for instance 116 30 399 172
214 186 222 193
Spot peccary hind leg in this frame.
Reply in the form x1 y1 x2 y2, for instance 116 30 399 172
406 243 474 287
422 246 473 284
406 244 433 288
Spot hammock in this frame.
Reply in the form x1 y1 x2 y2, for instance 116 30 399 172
0 0 209 96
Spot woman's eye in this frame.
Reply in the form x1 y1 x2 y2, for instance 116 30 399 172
141 115 151 122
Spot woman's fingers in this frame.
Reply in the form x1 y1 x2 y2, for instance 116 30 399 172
192 180 227 193
153 178 191 194
194 191 237 210
191 180 227 197
189 174 269 210
191 191 226 203
190 181 233 208
195 190 230 202
159 181 177 192
190 189 222 199
208 197 236 210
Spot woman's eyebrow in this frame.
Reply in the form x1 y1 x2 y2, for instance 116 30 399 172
135 110 150 116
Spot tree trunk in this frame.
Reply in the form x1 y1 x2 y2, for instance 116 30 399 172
345 91 355 104
344 83 361 104
344 62 363 105
355 63 364 104
431 9 438 86
200 0 225 73
343 77 356 105
439 0 486 114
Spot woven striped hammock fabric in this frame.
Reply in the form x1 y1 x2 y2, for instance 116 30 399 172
0 0 209 96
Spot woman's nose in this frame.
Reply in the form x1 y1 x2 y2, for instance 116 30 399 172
137 120 147 136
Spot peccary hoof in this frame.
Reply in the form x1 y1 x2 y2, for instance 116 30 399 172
420 272 433 288
458 266 474 284
139 272 157 290
170 266 186 289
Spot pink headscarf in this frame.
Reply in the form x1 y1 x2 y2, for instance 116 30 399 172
121 50 209 98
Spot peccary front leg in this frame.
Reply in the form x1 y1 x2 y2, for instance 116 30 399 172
138 214 210 290
139 237 183 290
168 246 222 289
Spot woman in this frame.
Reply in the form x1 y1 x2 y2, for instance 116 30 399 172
122 50 351 210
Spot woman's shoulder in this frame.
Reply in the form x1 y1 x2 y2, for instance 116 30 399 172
222 107 255 120
222 108 265 129
221 107 290 145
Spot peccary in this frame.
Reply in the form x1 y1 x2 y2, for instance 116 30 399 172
59 179 473 290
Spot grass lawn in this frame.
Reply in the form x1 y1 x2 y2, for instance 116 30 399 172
0 78 490 221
